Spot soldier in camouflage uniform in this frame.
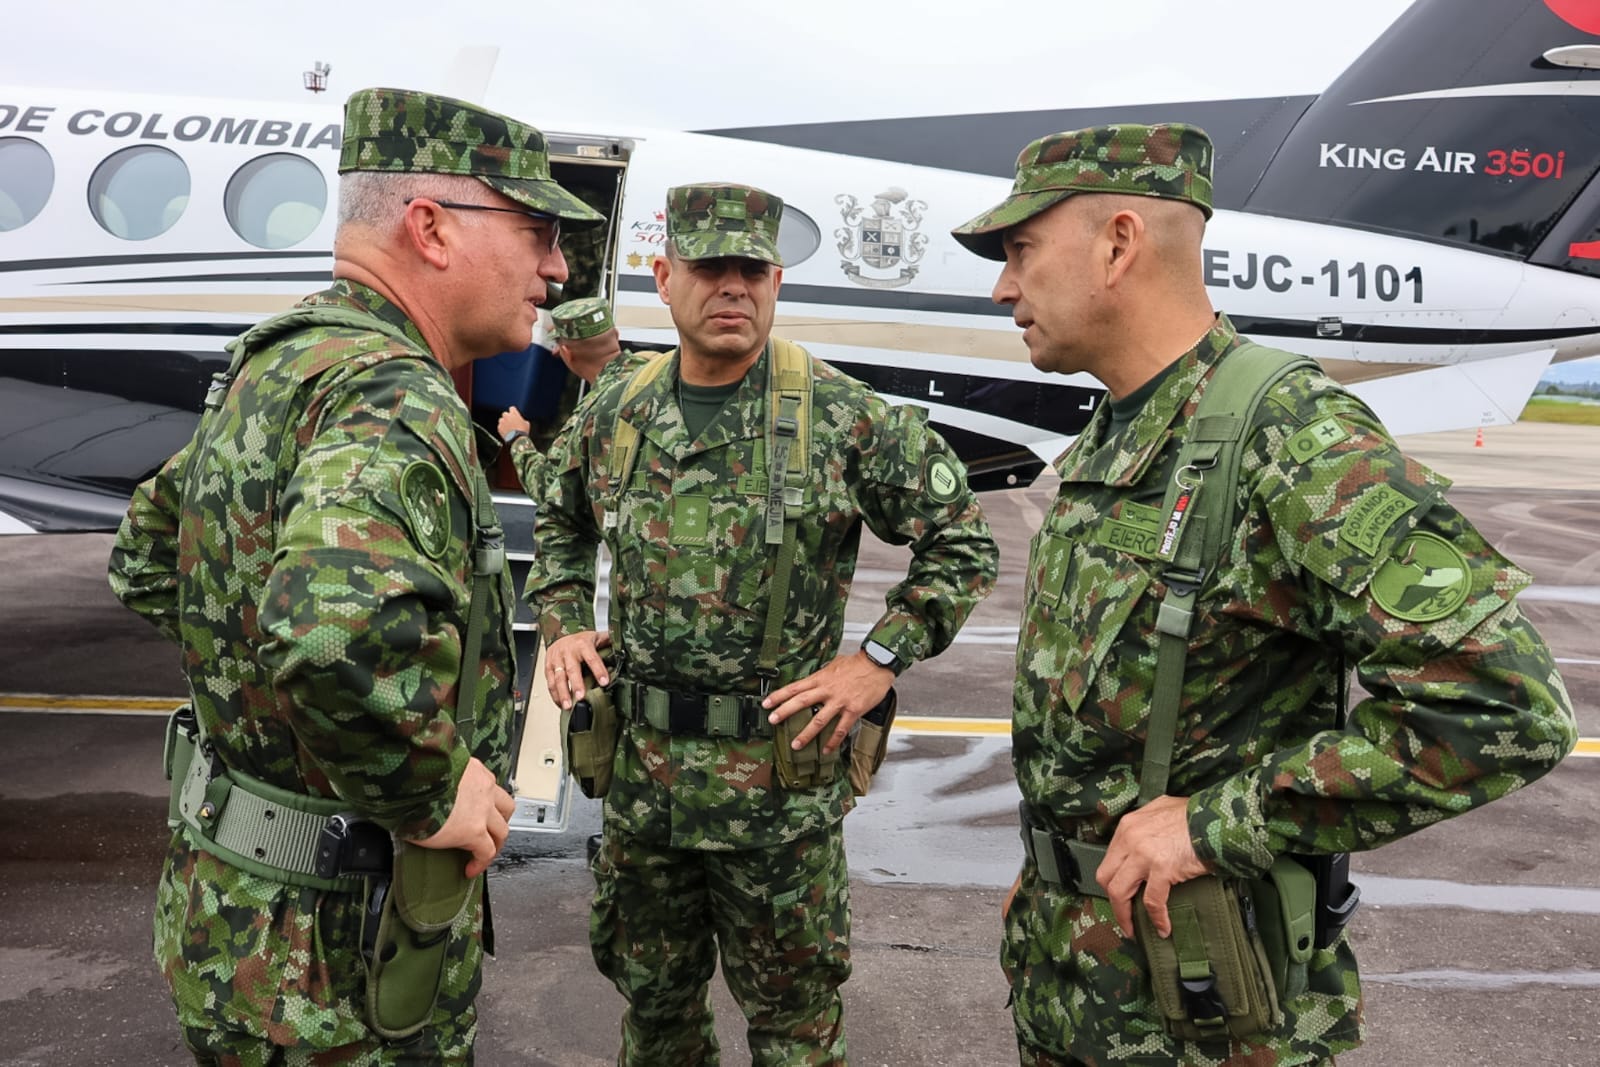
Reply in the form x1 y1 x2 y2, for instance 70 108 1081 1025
498 296 648 499
950 124 1577 1066
108 87 602 1065
529 183 999 1066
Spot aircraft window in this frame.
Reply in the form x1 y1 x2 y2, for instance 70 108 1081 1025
89 146 190 240
0 137 55 231
225 154 328 249
779 204 822 268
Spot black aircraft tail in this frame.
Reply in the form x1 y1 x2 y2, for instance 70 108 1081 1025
1243 0 1600 280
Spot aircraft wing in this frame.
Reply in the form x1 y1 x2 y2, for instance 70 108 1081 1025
1347 348 1555 437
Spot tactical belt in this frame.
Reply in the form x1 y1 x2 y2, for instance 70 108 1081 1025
1018 802 1109 898
167 707 372 893
618 679 773 739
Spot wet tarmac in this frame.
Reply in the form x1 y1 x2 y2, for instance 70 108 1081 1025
1 422 1597 1066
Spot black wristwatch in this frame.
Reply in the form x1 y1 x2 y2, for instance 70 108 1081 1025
861 639 904 676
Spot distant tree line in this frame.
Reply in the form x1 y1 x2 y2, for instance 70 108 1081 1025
1534 380 1600 398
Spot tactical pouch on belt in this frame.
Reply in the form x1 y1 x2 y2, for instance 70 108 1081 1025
1249 858 1318 1002
363 841 478 1041
1135 873 1279 1042
847 689 897 797
773 707 841 790
560 649 619 799
1134 858 1318 1043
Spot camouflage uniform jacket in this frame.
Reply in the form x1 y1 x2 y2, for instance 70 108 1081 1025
529 342 998 851
108 280 516 1044
1011 314 1575 1060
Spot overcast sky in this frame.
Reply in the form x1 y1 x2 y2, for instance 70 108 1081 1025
9 0 1419 130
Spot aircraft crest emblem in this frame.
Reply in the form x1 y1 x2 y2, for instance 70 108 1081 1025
835 187 927 289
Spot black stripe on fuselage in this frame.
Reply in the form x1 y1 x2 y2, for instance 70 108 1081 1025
0 251 332 274
698 97 1316 210
68 272 332 284
0 323 244 337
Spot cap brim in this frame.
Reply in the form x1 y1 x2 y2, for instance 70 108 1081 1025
669 232 783 267
482 175 606 226
950 188 1077 260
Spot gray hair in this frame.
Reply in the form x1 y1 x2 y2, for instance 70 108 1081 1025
336 171 489 228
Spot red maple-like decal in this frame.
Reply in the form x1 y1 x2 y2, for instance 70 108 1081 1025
1544 0 1600 36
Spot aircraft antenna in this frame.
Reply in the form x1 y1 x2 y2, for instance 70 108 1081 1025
303 61 332 94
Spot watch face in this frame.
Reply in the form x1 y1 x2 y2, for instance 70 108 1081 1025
864 641 896 669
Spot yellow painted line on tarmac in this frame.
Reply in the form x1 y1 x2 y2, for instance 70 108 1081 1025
0 692 177 716
897 715 1010 736
3 696 1598 760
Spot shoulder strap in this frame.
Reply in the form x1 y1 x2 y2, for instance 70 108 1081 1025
453 465 505 756
606 351 675 487
1138 342 1316 805
757 338 814 690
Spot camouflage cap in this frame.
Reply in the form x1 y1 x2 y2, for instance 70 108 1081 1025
339 87 604 226
951 123 1214 260
550 297 614 341
666 183 784 266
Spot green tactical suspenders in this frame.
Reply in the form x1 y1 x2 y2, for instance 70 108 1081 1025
601 340 836 787
1020 342 1357 1042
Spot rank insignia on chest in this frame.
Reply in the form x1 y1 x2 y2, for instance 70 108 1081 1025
670 494 711 545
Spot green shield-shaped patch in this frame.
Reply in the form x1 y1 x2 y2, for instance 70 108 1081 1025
400 462 452 560
1371 531 1470 622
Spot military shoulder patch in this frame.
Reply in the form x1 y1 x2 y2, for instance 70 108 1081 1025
923 452 963 504
400 461 452 560
1339 484 1416 557
1371 531 1471 622
1286 416 1350 464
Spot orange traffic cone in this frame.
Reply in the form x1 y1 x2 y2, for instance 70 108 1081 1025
1474 426 1484 448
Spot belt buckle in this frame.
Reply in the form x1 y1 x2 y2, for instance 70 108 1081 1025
1050 834 1082 889
1019 803 1082 889
667 690 703 734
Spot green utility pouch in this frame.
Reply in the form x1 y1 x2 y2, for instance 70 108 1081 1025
1135 861 1318 1043
773 707 842 790
1249 858 1319 1001
364 842 478 1041
1134 874 1279 1042
560 649 619 799
847 689 897 797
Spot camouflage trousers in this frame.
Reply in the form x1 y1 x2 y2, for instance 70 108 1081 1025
1002 860 1361 1067
157 832 480 1065
589 821 852 1066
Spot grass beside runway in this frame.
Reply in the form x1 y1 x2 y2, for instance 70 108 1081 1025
1521 397 1600 426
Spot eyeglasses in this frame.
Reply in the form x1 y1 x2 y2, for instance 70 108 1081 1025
404 197 561 252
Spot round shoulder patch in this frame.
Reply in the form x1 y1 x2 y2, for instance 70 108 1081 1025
1371 531 1470 622
923 452 964 504
400 461 452 560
